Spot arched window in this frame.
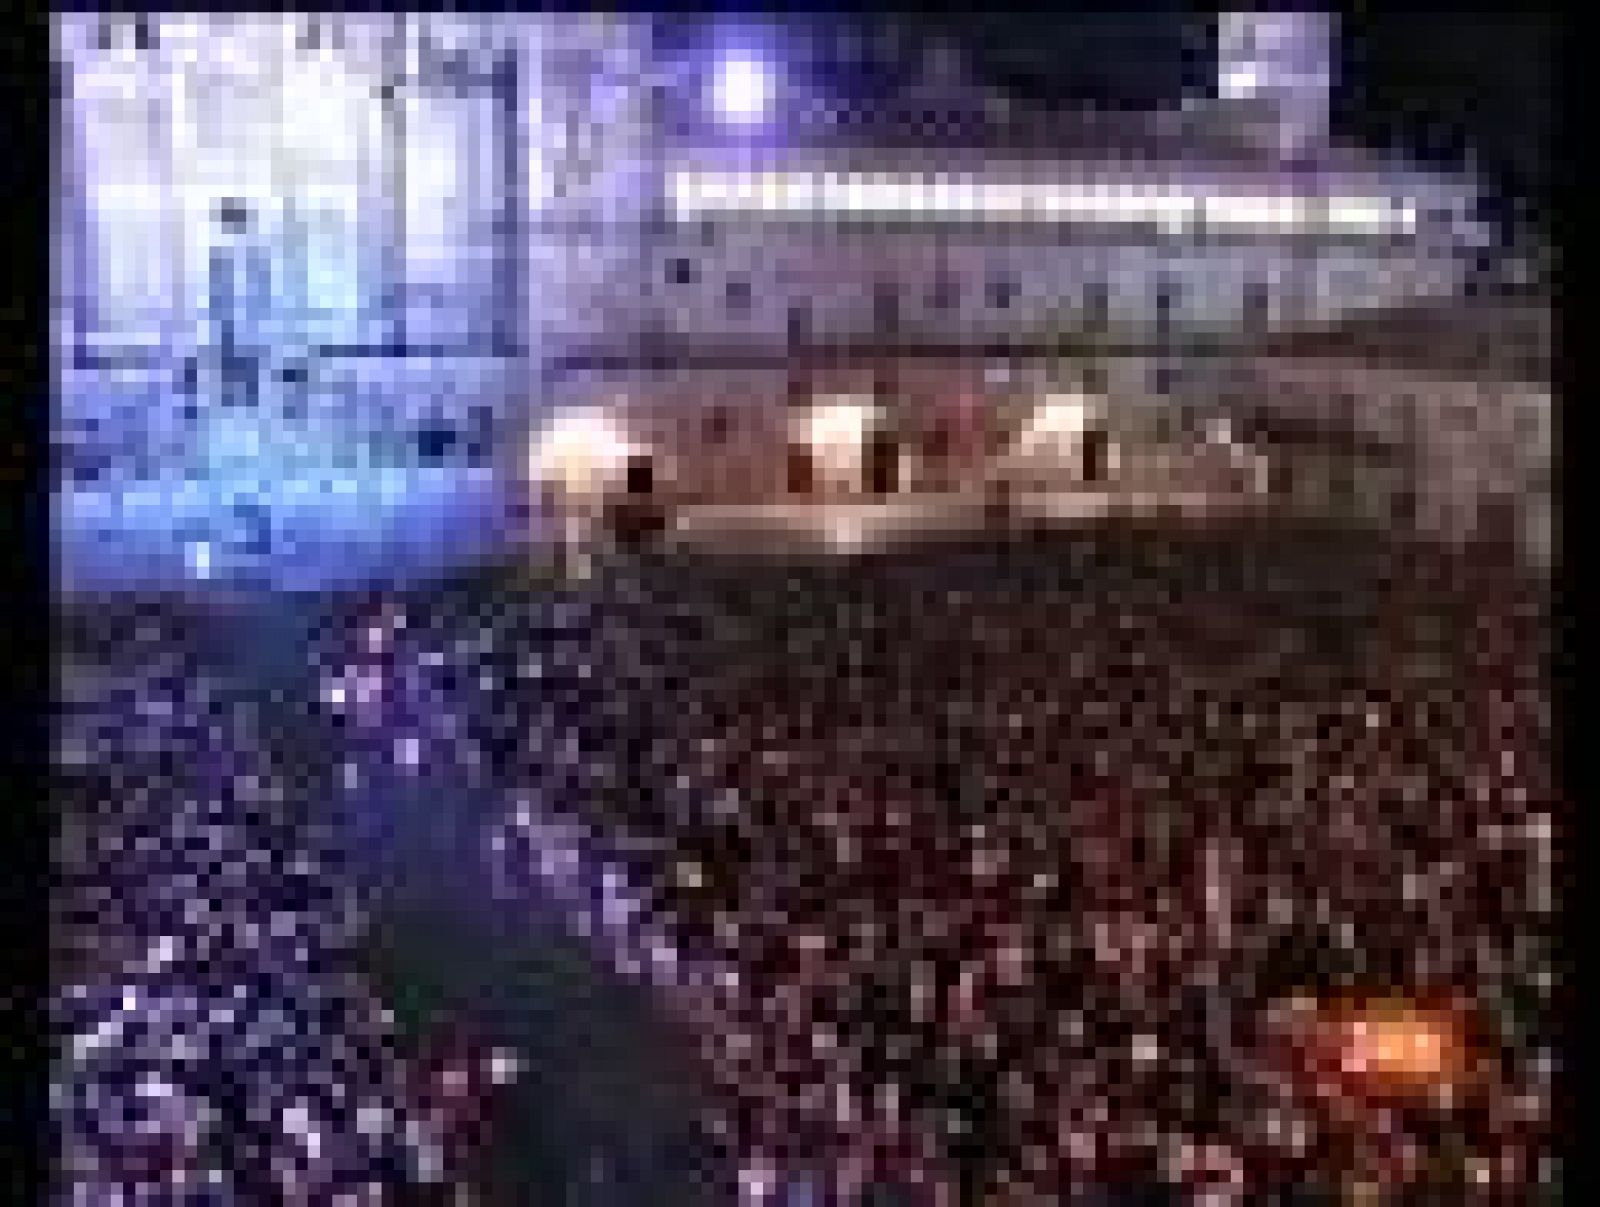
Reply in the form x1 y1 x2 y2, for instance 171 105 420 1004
873 281 900 331
1154 276 1180 334
1084 281 1110 331
703 405 733 445
987 277 1017 311
1153 362 1178 396
929 275 959 312
786 303 811 346
1244 281 1272 332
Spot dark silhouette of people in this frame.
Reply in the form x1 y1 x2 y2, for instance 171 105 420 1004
866 426 900 495
787 443 817 496
1081 426 1109 484
208 199 273 410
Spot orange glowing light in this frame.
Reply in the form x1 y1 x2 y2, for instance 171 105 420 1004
1334 1001 1464 1089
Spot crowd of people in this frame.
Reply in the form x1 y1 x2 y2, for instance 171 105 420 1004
354 523 1554 1203
53 609 507 1203
460 528 1548 1203
59 515 1553 1203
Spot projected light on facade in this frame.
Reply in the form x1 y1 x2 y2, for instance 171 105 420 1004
664 170 1420 234
527 406 642 499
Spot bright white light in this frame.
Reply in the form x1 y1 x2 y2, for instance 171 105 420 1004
487 1050 521 1086
185 542 214 579
798 396 884 492
1015 393 1105 464
280 53 363 167
1326 196 1413 234
1203 194 1311 231
668 169 1425 238
1220 64 1263 100
828 516 865 550
802 396 880 467
1026 394 1099 440
712 54 773 125
528 407 641 497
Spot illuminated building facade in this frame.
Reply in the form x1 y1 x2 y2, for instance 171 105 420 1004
51 12 1493 497
51 13 654 481
636 13 1488 351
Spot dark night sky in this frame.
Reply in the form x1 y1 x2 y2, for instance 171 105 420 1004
674 11 1555 216
1338 13 1554 210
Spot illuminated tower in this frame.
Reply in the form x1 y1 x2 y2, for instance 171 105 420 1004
1218 11 1336 158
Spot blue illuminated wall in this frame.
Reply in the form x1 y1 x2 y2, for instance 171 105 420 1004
52 14 659 485
53 14 527 367
51 14 659 591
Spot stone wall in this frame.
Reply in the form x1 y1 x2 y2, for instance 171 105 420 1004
638 221 1472 352
1244 356 1552 564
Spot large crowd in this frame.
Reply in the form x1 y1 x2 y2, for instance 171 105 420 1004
369 524 1555 1203
57 518 1555 1204
53 608 509 1204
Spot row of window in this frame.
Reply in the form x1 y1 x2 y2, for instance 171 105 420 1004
670 259 1025 313
664 259 1278 326
687 370 1199 456
86 15 353 53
